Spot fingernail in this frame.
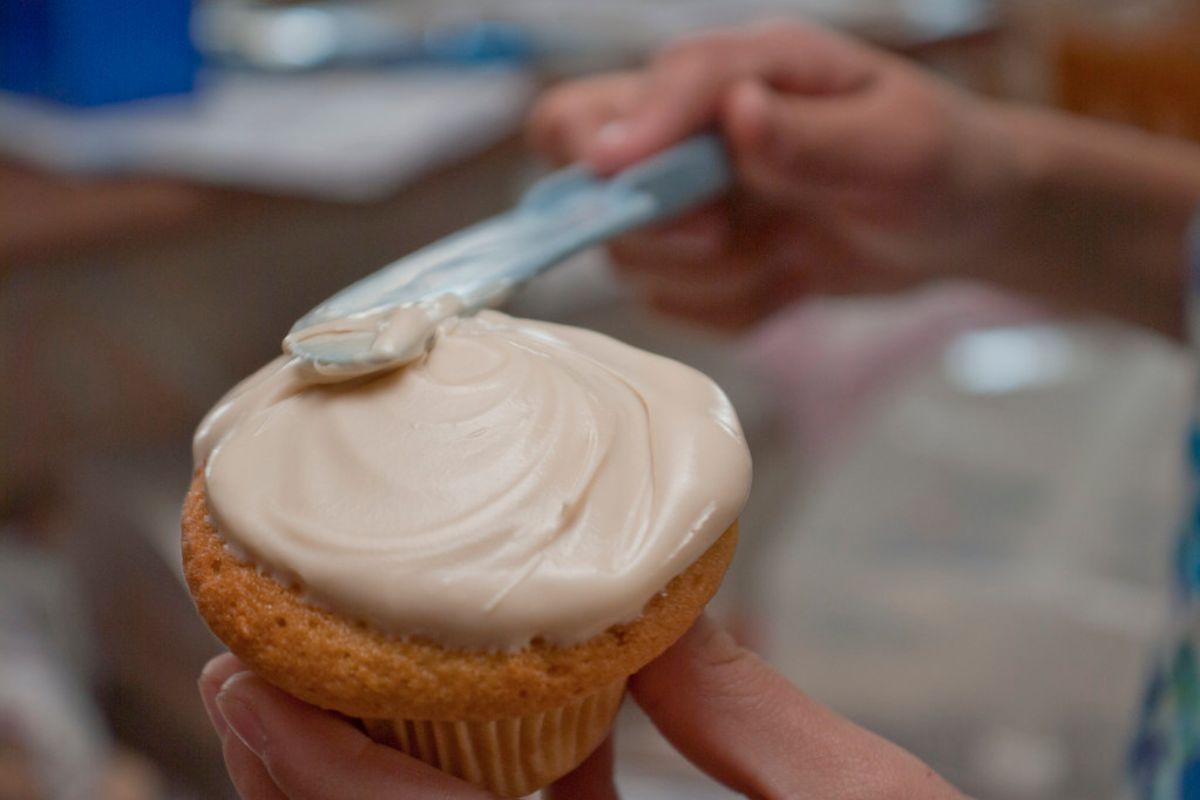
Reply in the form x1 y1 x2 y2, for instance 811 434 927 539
595 121 630 151
693 616 747 662
728 81 773 153
683 614 732 650
216 674 266 759
198 662 230 740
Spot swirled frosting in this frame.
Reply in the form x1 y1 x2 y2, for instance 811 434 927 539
194 311 751 649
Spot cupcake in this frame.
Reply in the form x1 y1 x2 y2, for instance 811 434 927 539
182 310 751 796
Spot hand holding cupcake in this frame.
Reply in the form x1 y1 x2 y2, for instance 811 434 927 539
198 614 965 799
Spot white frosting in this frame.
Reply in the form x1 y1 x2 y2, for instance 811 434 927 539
195 311 751 649
281 295 465 379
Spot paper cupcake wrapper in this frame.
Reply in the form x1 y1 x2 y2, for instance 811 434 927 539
361 678 627 797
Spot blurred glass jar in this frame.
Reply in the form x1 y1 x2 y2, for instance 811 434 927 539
1045 0 1200 140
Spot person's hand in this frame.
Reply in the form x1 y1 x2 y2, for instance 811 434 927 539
529 21 1021 330
199 615 965 799
532 20 1200 337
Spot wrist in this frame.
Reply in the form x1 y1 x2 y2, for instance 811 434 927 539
945 95 1037 286
969 101 1197 337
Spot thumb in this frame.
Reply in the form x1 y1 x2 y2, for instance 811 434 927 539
215 672 493 800
587 22 879 175
630 616 964 800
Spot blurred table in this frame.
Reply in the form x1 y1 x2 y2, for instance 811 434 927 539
0 133 531 503
0 162 232 267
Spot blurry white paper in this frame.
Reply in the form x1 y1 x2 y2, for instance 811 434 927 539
0 68 536 200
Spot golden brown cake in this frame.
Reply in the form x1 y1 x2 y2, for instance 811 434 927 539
182 311 751 796
184 478 736 794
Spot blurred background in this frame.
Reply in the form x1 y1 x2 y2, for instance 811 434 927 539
3 1 1200 797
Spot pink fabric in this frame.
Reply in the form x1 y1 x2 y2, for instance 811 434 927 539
743 282 1046 458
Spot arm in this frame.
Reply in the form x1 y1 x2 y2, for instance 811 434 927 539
988 104 1200 338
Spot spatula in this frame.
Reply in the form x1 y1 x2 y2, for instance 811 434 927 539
284 133 730 375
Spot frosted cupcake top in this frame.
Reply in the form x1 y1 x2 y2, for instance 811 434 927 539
194 311 751 649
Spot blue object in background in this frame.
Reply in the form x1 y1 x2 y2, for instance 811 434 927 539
0 0 199 107
423 22 537 65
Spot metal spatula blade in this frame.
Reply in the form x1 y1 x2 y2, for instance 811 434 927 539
285 133 731 371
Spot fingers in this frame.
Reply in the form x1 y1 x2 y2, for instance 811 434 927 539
605 197 806 329
630 616 965 800
587 22 880 173
201 654 286 800
199 653 493 800
542 736 617 800
608 205 731 276
724 65 959 210
528 73 643 165
223 728 288 800
213 672 494 800
199 652 248 741
534 23 958 215
612 251 789 331
725 78 873 197
528 22 881 170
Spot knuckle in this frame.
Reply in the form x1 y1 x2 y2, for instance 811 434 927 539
532 77 616 124
658 29 761 71
885 104 954 187
654 30 743 71
527 95 571 147
530 85 580 128
534 83 571 114
745 18 820 42
652 41 709 72
756 126 810 180
864 73 956 172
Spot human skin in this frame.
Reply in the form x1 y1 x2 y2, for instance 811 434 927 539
530 21 1200 338
200 616 965 799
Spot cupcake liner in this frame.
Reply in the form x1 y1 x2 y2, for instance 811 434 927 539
361 677 627 797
